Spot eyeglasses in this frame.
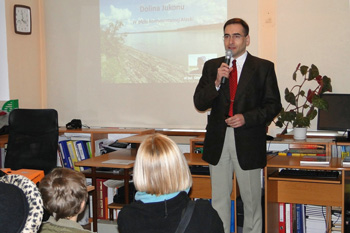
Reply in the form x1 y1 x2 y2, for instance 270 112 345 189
223 33 245 41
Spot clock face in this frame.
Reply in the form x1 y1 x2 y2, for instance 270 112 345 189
14 5 31 34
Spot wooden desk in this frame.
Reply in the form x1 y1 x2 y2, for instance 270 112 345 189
76 147 238 231
265 155 350 232
0 134 8 148
75 149 137 232
118 134 221 199
118 134 197 150
185 153 237 201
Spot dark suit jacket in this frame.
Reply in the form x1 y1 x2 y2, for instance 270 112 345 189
193 53 281 170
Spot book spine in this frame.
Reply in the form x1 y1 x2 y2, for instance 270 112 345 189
73 141 84 171
58 140 73 169
77 141 90 170
301 204 306 233
295 204 305 233
285 203 292 233
85 141 92 157
56 148 63 167
107 185 117 219
80 141 90 160
66 141 80 171
75 141 84 161
96 179 105 219
230 200 235 233
279 202 286 233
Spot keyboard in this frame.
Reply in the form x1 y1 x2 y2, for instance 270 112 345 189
190 165 210 175
335 136 350 142
279 169 339 179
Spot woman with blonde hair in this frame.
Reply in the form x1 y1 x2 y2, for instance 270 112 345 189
117 133 224 233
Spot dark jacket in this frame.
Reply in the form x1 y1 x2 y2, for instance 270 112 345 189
194 52 281 169
117 192 224 233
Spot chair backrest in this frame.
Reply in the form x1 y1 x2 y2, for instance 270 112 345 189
0 174 44 233
5 109 58 174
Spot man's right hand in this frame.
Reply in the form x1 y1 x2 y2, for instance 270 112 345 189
216 63 232 87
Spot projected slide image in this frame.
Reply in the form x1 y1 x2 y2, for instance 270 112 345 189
100 0 227 83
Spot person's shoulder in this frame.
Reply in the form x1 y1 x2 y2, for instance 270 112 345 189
193 199 216 211
39 222 93 233
205 56 225 66
118 200 144 217
247 53 274 66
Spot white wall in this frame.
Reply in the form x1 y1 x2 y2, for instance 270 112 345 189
272 0 350 135
0 0 9 101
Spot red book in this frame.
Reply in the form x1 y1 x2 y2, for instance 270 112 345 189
96 179 108 219
279 202 286 233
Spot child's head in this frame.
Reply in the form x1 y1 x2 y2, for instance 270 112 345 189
39 167 88 220
133 133 192 195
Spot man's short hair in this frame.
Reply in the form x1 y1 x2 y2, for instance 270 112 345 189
39 168 88 220
223 18 249 36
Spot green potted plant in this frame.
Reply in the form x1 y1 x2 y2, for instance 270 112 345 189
275 63 332 138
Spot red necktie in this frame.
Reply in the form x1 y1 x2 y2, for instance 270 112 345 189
228 60 237 117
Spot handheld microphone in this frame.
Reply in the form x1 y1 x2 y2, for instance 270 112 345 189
221 50 233 84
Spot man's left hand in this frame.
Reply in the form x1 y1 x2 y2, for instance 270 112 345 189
225 114 245 128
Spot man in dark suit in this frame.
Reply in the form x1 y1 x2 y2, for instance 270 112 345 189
193 18 281 233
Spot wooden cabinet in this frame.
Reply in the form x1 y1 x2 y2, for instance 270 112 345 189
265 138 350 233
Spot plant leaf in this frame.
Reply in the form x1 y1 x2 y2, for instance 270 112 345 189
308 64 319 80
294 113 310 127
313 95 329 110
285 92 296 106
306 106 317 120
321 75 332 93
275 120 283 128
300 65 308 76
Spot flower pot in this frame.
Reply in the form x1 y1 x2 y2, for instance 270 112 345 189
293 127 307 140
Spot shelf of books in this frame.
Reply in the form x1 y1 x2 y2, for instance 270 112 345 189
269 138 350 169
265 138 350 233
58 127 154 157
57 127 154 231
277 203 341 233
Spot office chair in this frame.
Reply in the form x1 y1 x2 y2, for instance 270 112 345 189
5 108 59 174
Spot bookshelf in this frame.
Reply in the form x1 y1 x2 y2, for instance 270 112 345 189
58 128 154 232
265 138 350 233
58 127 155 157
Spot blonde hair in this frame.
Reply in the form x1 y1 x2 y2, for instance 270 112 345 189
133 133 192 195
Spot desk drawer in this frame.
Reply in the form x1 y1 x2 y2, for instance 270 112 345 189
267 179 342 206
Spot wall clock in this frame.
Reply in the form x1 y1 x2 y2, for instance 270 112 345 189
14 5 31 35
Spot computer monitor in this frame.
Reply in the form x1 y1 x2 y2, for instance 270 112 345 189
317 93 350 133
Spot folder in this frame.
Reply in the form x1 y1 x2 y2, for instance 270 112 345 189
1 168 45 184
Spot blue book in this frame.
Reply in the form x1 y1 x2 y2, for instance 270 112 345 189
76 140 90 170
295 204 304 233
76 141 90 160
230 200 235 233
58 140 73 169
